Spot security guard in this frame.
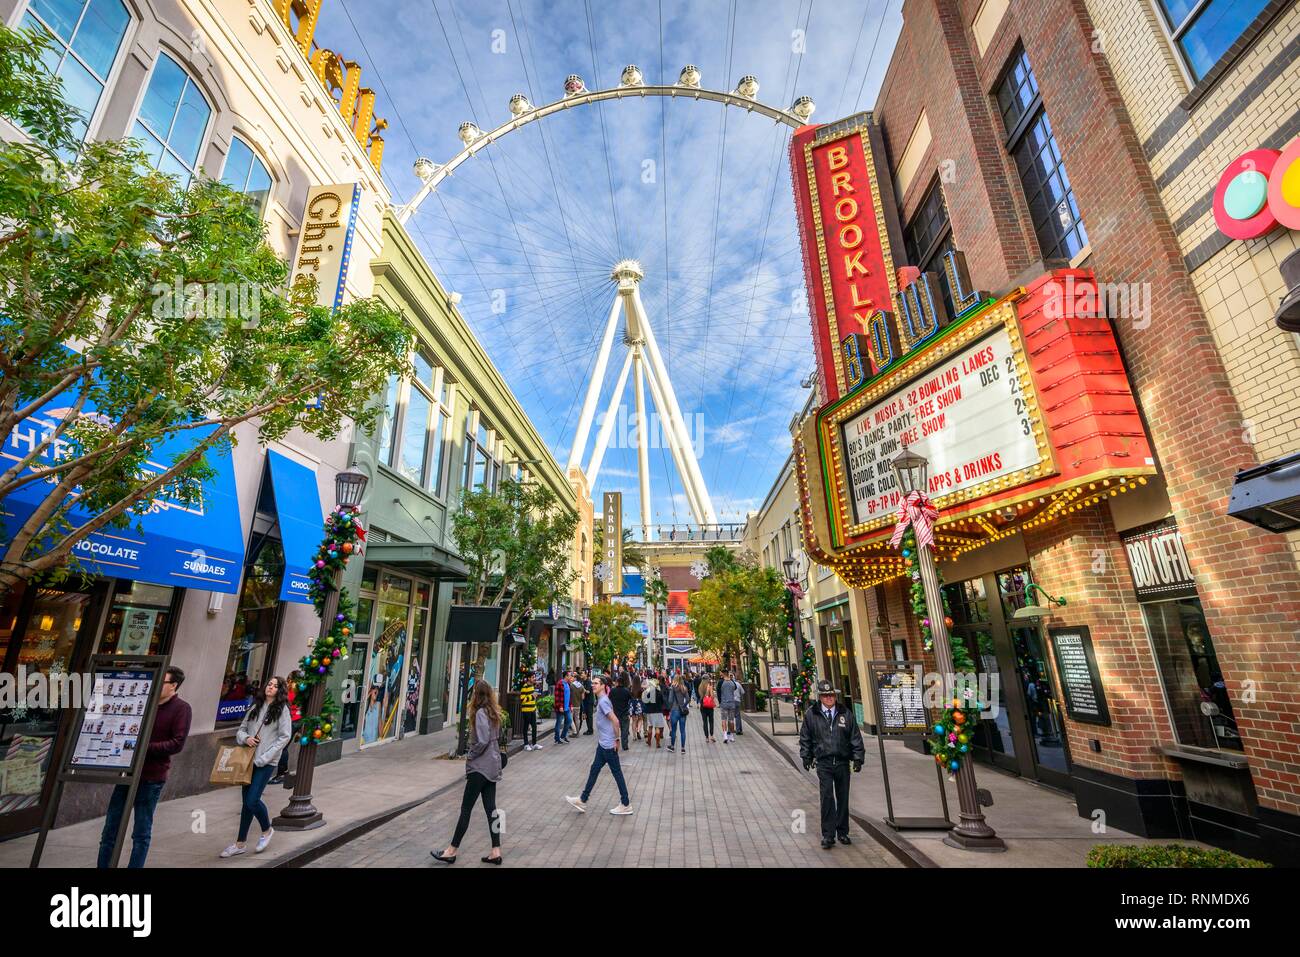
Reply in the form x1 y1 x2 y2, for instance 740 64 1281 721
798 680 865 849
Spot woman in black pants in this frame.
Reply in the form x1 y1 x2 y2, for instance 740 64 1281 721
432 680 503 864
699 677 717 743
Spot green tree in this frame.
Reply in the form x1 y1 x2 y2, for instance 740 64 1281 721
593 521 648 576
450 476 577 676
689 562 787 681
586 600 640 670
0 26 412 594
643 567 669 668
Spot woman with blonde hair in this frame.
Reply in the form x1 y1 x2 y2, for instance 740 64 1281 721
699 675 717 743
432 680 503 865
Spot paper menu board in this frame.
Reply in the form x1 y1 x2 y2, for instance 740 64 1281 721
69 669 154 771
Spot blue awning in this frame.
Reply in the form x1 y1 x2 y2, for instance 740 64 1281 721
266 450 325 604
1 392 245 593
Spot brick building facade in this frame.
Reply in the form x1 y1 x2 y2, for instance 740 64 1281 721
807 0 1300 863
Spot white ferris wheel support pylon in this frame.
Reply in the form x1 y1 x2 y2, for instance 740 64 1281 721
567 261 717 535
629 285 718 524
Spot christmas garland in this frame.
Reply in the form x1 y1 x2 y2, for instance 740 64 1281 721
791 590 818 706
929 686 984 778
901 528 974 671
292 505 367 746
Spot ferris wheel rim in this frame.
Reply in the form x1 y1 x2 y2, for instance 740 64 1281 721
395 80 815 224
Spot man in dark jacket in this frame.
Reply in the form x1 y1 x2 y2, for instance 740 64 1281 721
609 673 633 750
97 665 192 868
798 680 865 849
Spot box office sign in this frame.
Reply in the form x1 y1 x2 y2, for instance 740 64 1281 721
290 183 361 312
1121 518 1197 601
1048 626 1110 726
868 661 930 735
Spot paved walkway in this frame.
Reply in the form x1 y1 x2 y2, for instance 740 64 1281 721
7 720 508 868
307 707 901 868
752 702 1194 867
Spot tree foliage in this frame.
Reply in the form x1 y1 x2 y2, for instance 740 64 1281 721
586 600 640 669
0 26 412 592
688 560 788 665
450 476 577 643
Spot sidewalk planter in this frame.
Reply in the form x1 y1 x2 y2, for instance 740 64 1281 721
1086 844 1269 868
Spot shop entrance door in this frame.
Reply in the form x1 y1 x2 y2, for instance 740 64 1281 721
944 568 1073 788
358 572 432 748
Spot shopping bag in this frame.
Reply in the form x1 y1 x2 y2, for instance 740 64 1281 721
209 741 255 786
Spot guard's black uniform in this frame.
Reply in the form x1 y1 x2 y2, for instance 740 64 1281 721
799 701 866 843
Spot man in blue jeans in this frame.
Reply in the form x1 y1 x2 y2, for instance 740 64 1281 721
97 665 192 868
553 670 573 744
565 675 633 815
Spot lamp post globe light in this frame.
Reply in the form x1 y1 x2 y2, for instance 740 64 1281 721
274 465 369 831
888 447 1005 851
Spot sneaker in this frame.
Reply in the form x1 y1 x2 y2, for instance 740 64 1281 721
524 744 533 751
219 844 246 859
565 796 587 813
532 743 543 750
667 745 675 752
610 804 634 815
255 829 274 853
269 774 285 785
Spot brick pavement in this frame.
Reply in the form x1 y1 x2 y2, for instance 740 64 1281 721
307 707 900 868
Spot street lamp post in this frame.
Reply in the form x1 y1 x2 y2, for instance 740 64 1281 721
889 448 1005 851
274 464 368 831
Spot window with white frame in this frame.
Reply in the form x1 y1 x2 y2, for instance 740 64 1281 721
377 349 452 496
131 51 211 187
221 134 273 214
1154 0 1270 83
462 411 501 492
22 0 131 143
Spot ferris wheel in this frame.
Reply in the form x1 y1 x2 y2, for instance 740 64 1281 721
330 0 897 536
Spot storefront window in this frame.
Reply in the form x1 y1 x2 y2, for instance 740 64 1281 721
217 535 284 723
99 581 175 656
359 572 432 746
1 583 94 822
1145 598 1241 750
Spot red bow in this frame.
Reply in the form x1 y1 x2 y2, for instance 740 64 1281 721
889 491 938 550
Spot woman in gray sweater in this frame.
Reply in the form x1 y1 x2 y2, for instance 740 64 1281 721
219 676 293 858
432 680 503 864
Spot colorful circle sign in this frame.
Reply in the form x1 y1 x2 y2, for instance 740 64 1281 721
1213 148 1280 239
1267 136 1300 230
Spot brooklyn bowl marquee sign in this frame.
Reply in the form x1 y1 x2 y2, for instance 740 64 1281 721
789 114 1157 586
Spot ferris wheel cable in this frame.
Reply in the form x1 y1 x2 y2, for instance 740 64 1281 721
340 0 562 418
696 0 739 417
583 0 625 260
853 0 897 113
432 0 586 400
832 3 875 119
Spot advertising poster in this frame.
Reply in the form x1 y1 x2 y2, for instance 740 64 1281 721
116 608 157 656
69 669 154 771
768 664 791 695
666 591 693 640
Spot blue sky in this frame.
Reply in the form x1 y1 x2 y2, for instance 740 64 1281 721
315 0 903 527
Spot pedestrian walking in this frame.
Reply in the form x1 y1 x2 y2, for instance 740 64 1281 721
520 674 540 751
565 675 633 816
667 675 691 753
432 680 505 864
642 673 664 748
569 671 586 735
718 671 742 743
553 670 572 744
629 673 645 741
96 665 191 868
580 670 595 734
798 680 865 849
609 672 633 750
698 676 717 743
219 675 293 858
